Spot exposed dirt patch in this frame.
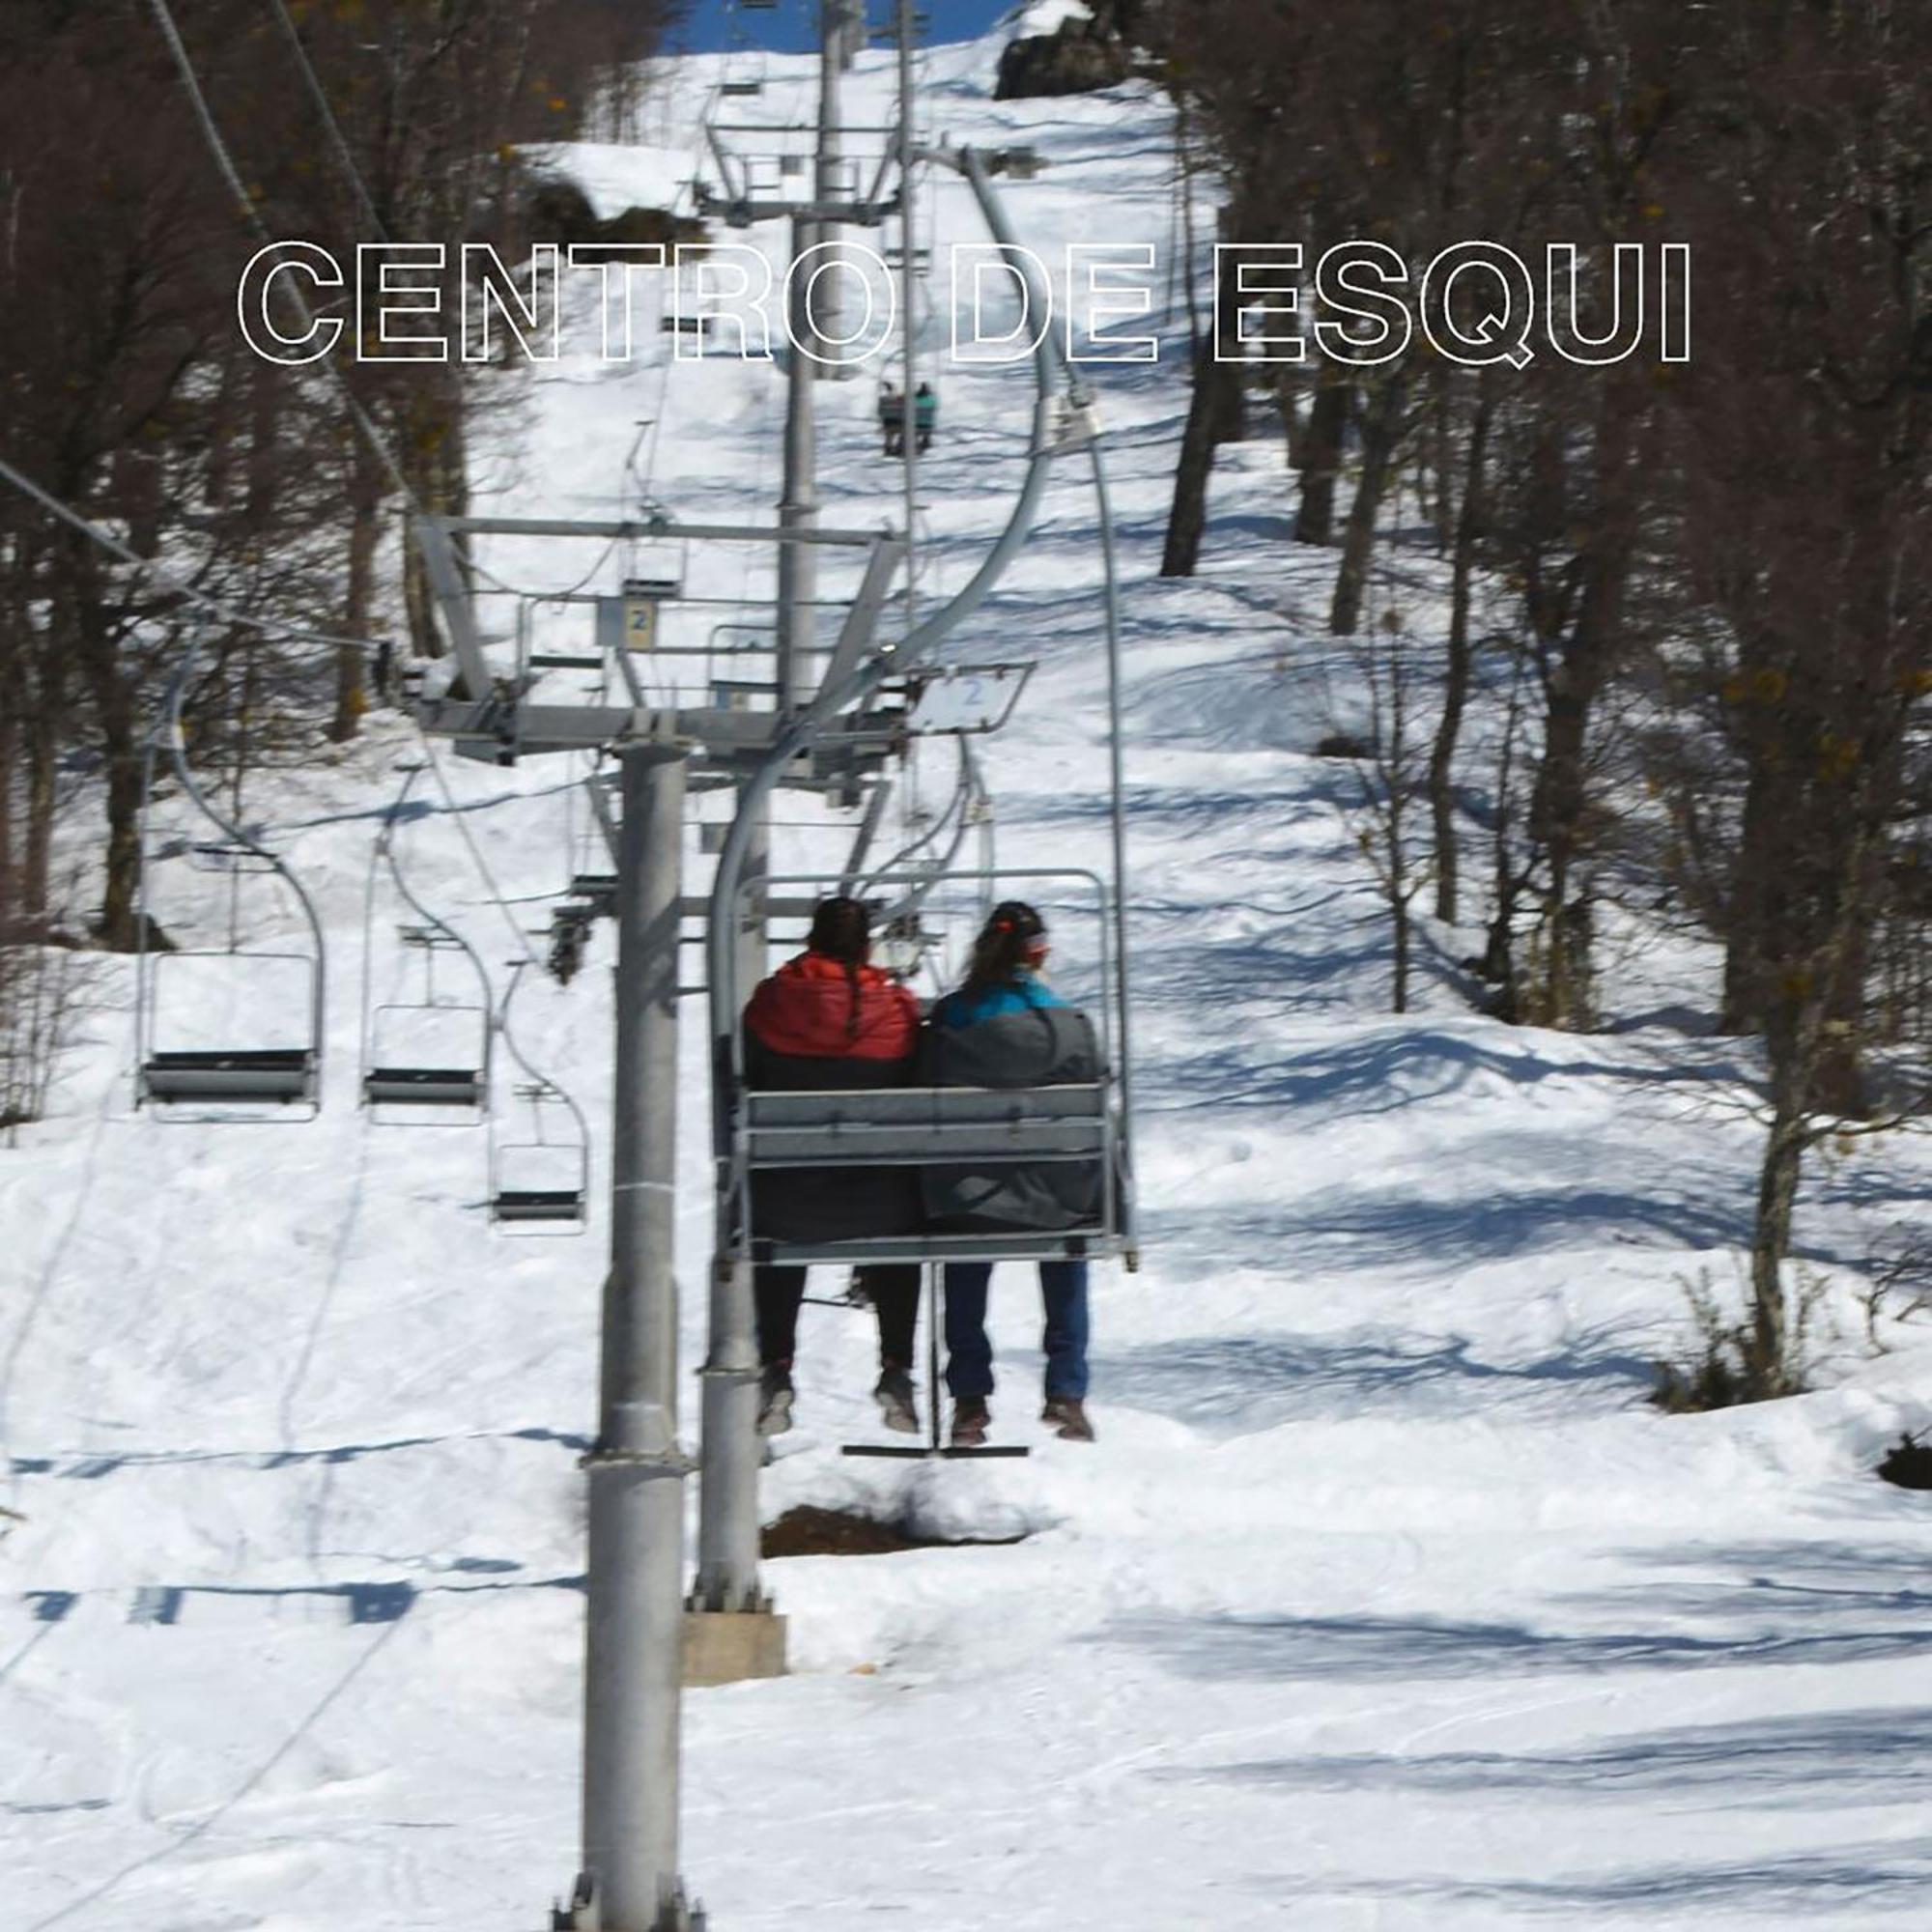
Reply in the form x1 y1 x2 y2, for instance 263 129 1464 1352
1878 1434 1932 1491
762 1505 1028 1558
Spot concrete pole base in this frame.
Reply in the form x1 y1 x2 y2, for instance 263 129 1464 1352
682 1606 788 1686
551 1876 707 1931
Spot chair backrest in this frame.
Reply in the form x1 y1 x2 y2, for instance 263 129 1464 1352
743 1083 1106 1167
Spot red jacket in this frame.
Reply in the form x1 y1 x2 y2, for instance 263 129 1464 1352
744 951 920 1063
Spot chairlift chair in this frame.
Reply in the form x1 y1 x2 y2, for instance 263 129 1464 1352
489 964 590 1233
359 775 495 1121
363 924 491 1110
491 1094 590 1226
519 597 607 677
135 642 327 1119
720 869 1136 1461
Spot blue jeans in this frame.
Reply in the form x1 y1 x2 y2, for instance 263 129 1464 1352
943 1261 1090 1402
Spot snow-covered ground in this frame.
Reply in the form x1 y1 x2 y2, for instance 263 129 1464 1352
7 21 1932 1932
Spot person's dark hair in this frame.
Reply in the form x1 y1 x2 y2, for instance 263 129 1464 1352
961 899 1046 998
807 895 871 1040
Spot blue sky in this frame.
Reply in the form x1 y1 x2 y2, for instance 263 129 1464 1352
674 1 1012 55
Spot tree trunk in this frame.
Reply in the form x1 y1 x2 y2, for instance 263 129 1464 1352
1430 389 1492 923
1208 225 1247 447
1720 757 1778 1035
98 723 143 950
1160 345 1220 579
1276 368 1305 471
403 385 469 663
1392 883 1411 1014
1294 376 1349 546
1523 394 1636 1026
1746 1086 1806 1395
23 711 56 921
1329 378 1405 635
333 475 380 743
0 703 14 924
1161 245 1251 579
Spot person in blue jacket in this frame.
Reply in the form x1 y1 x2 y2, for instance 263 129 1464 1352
925 901 1100 1446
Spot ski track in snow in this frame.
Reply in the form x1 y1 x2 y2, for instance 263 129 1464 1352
6 22 1932 1932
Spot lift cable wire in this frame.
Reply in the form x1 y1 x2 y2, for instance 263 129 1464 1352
143 0 415 511
156 0 617 618
1087 439 1136 1169
0 454 391 658
142 0 575 975
264 0 385 240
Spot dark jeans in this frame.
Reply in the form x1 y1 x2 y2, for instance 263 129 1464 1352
756 1264 920 1369
942 1260 1089 1402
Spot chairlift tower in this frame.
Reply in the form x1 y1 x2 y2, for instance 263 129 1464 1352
413 505 904 1932
408 44 1101 1931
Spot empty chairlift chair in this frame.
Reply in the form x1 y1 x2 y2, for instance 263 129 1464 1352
520 596 607 676
359 774 494 1119
490 965 590 1232
362 923 491 1109
135 643 327 1119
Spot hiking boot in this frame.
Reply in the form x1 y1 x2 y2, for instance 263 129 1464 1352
756 1363 795 1438
950 1397 991 1449
1041 1396 1095 1443
873 1364 920 1435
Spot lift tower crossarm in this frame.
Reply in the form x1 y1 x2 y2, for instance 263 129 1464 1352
433 516 891 546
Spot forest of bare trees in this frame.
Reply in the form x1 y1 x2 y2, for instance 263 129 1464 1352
1 0 1925 1400
1153 0 1931 1397
0 0 681 968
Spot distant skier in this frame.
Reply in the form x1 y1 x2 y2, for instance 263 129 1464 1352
878 380 906 457
913 382 938 454
742 895 923 1435
923 901 1102 1446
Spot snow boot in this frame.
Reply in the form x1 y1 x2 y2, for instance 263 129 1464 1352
1041 1396 1095 1443
950 1397 991 1449
874 1364 920 1434
757 1363 795 1437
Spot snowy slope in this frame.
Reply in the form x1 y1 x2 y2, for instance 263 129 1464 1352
8 22 1932 1932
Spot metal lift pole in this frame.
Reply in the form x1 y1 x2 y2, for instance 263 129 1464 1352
895 0 921 633
689 0 854 1650
774 213 819 707
814 0 863 352
569 740 701 1932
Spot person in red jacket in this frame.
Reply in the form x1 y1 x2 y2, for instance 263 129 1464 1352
743 896 923 1436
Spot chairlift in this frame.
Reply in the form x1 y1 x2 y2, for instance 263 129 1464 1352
548 902 596 985
490 965 590 1234
359 771 494 1120
719 867 1125 1375
135 628 325 1119
593 551 686 661
723 869 1133 1462
623 548 686 603
519 597 607 677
